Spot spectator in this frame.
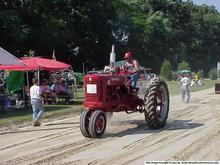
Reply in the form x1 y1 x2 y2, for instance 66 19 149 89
0 78 10 111
40 79 54 104
177 74 191 104
56 79 73 104
30 78 44 126
67 70 75 86
40 79 51 93
50 79 58 92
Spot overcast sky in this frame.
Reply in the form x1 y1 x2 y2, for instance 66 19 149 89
190 0 220 12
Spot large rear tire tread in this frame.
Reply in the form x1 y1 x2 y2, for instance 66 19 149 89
145 77 170 129
80 109 91 138
89 110 107 138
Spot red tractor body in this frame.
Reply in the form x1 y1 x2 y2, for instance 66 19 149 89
80 66 169 138
84 73 144 112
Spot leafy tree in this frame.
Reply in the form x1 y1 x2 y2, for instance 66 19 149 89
185 2 220 73
160 59 172 80
0 1 29 54
208 68 217 80
177 60 191 71
1 0 220 74
24 50 35 57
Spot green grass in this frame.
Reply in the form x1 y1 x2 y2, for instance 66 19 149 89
167 79 219 96
0 100 84 127
0 86 86 128
0 88 85 128
0 80 219 128
73 87 85 99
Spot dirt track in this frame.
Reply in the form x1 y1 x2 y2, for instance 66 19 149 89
0 87 220 165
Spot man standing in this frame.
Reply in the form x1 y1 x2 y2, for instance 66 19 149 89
30 78 44 126
177 74 191 103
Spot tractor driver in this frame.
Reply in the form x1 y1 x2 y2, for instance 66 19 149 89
123 51 140 89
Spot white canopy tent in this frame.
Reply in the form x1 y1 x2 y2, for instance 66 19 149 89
0 47 25 66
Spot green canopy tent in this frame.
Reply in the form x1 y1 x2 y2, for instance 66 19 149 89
177 69 191 74
6 71 24 94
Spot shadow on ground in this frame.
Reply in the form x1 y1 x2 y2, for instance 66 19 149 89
104 119 203 138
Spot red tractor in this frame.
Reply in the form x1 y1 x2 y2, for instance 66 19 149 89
80 49 169 138
80 69 170 138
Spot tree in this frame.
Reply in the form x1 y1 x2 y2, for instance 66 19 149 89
177 60 191 71
1 0 220 74
185 2 220 73
160 59 172 80
208 68 217 80
0 1 30 54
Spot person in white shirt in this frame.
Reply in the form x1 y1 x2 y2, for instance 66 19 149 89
177 74 191 103
30 78 44 126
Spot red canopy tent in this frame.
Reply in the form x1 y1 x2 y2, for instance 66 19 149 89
0 57 72 91
0 57 71 71
0 56 72 109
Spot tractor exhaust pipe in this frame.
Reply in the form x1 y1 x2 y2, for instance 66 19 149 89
110 45 116 69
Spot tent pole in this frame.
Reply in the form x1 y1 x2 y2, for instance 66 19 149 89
22 83 25 100
26 71 32 111
38 69 40 85
26 71 30 90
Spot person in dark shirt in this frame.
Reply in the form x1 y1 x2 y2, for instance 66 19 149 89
0 78 10 111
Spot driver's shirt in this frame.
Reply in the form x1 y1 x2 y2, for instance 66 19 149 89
125 60 140 74
125 61 133 69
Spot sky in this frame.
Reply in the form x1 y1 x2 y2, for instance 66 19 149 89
191 0 220 12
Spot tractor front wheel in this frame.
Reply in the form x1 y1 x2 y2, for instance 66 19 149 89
89 110 107 138
80 109 91 137
144 78 170 129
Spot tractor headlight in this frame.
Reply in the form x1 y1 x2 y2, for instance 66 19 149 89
87 84 97 94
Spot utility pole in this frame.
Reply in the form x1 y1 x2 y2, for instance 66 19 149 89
217 61 220 80
82 62 85 75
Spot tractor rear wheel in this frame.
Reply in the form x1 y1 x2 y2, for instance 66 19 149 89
144 78 169 129
80 109 92 137
89 110 107 138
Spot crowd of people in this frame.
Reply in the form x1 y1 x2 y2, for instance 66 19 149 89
29 76 75 126
0 78 10 111
35 69 76 105
28 71 76 126
40 77 74 105
0 70 76 112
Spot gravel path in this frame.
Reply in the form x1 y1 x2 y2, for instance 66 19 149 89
0 87 220 164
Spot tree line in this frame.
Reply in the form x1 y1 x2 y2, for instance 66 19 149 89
1 0 220 74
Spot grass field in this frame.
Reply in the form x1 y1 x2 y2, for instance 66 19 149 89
167 79 219 96
0 101 83 128
0 79 219 128
0 88 85 127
